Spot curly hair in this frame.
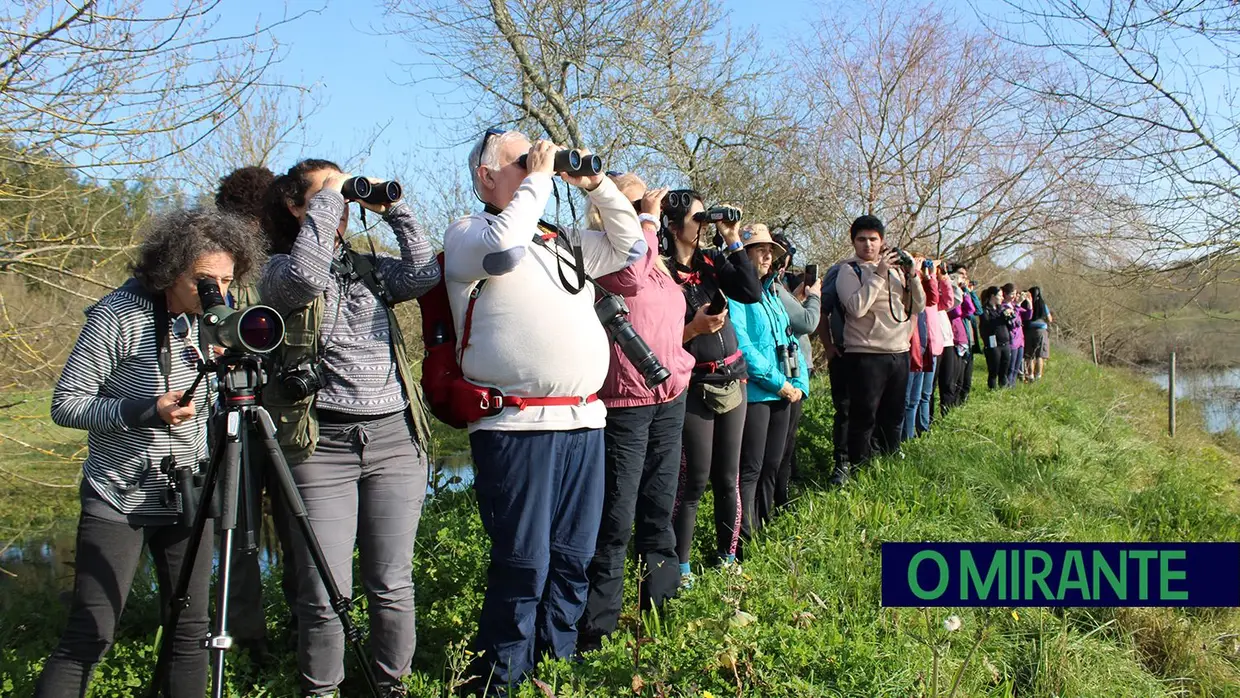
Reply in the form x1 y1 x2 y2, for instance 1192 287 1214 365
131 208 267 292
262 158 342 255
215 166 276 221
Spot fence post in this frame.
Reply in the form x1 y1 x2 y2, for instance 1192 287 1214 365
1090 334 1098 365
1169 351 1176 438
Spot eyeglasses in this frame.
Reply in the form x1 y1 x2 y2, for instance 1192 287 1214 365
171 314 204 368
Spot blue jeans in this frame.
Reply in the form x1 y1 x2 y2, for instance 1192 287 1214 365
917 356 937 434
470 428 605 691
1009 346 1025 385
903 370 926 441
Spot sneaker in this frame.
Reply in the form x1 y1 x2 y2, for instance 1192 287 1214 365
828 462 850 487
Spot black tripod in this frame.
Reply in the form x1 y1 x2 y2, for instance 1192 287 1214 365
147 352 380 698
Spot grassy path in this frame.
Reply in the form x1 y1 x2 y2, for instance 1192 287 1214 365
2 352 1239 696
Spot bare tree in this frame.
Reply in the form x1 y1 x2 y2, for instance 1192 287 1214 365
978 0 1240 275
380 0 807 229
794 1 1082 266
0 1 309 384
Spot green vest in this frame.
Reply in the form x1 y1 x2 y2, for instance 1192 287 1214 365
236 277 434 465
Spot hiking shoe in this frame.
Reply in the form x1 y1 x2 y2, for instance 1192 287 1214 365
828 462 850 487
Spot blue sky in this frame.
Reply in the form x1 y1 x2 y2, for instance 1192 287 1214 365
194 0 823 191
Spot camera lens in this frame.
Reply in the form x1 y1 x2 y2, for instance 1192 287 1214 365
236 308 284 353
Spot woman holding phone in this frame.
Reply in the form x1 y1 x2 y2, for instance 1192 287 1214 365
664 189 763 584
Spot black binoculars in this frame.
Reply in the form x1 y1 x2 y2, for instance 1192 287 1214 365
694 206 742 223
341 177 402 205
516 149 603 177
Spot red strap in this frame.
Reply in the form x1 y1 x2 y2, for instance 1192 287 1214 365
483 392 599 411
695 350 742 373
457 283 484 362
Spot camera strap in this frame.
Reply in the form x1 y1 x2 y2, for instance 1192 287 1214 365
481 203 587 294
154 292 171 379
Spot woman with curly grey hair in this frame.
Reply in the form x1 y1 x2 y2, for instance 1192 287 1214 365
34 208 265 698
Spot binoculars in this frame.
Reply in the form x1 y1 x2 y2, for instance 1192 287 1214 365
694 206 742 223
341 177 403 205
516 148 603 177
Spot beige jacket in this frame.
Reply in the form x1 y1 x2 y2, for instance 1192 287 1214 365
835 255 927 354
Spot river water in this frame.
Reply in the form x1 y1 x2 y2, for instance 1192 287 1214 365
1148 367 1240 435
0 453 474 595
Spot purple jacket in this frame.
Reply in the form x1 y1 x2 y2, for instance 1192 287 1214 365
596 219 694 408
948 290 975 347
1005 302 1031 349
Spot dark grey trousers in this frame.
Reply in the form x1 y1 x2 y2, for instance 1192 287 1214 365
34 511 214 698
289 412 428 696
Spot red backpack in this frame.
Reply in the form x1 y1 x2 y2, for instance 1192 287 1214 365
416 252 496 428
417 250 602 428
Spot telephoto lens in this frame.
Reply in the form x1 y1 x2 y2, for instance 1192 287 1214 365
594 293 671 388
341 176 402 205
197 280 285 354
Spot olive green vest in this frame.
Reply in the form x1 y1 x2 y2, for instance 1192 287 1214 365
236 276 434 466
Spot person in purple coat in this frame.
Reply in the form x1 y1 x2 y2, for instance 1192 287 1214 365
940 273 976 411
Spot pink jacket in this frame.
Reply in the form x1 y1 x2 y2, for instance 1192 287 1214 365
925 277 949 357
596 219 694 408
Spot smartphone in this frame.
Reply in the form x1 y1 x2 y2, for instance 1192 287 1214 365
804 263 818 286
707 289 727 315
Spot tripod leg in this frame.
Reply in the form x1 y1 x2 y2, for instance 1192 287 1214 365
254 406 382 698
147 417 226 698
207 411 245 698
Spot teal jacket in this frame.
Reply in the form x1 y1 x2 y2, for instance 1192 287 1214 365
730 276 810 402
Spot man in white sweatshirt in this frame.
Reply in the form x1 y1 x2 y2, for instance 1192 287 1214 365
443 129 645 690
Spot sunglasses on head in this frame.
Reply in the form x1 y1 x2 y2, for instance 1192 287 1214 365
480 126 525 169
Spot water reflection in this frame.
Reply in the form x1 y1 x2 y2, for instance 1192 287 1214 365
0 455 474 595
1150 367 1240 435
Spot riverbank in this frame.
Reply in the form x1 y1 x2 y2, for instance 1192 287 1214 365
3 351 1240 696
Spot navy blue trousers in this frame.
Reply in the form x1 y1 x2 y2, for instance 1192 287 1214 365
469 428 605 690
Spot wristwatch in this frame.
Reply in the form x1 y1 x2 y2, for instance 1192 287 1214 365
725 240 743 253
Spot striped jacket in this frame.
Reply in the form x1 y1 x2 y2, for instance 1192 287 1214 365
52 278 209 517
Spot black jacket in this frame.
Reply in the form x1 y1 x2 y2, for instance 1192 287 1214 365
980 305 1015 348
672 248 763 384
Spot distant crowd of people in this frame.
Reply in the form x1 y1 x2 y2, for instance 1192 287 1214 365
35 129 1053 697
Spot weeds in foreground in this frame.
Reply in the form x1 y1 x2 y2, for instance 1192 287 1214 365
2 353 1239 696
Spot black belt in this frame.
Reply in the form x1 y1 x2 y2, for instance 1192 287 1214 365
316 408 404 425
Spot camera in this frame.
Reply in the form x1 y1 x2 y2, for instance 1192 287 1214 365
594 293 670 388
883 246 915 269
278 361 326 401
198 280 285 354
341 177 402 205
516 149 603 177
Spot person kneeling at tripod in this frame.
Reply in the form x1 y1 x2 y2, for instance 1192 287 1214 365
259 159 440 697
444 130 645 691
35 209 266 698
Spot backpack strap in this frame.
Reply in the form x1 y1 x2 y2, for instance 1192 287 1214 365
457 279 487 362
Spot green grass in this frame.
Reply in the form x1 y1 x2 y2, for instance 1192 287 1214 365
3 351 1240 696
